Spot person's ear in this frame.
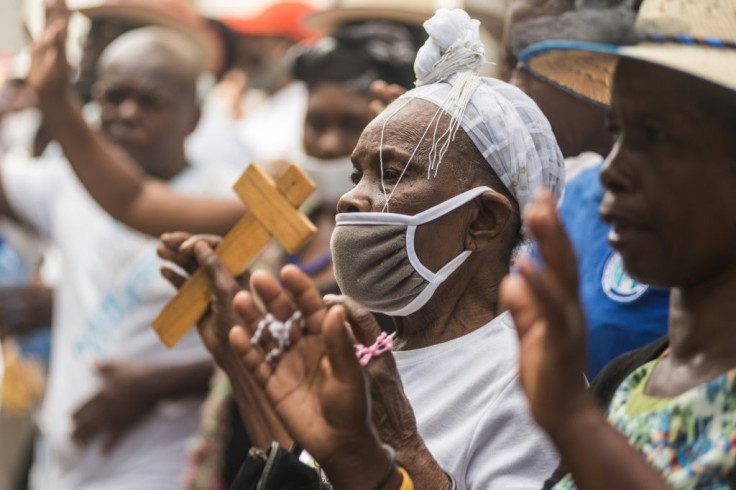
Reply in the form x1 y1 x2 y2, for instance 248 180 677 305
464 190 514 252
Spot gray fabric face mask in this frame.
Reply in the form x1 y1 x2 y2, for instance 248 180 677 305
330 186 491 316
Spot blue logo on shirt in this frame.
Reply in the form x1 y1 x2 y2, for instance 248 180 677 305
602 252 648 303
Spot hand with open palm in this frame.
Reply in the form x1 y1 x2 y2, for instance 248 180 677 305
500 190 594 438
26 0 71 99
229 266 398 490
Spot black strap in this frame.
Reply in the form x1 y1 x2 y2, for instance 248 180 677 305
374 444 397 490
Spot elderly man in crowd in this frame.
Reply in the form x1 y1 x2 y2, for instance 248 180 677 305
7 4 238 488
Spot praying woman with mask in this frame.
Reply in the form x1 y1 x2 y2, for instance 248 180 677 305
179 22 417 488
192 9 565 489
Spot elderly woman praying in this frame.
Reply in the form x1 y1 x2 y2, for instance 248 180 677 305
196 9 566 490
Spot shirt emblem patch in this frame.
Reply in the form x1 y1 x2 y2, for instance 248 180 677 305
602 252 648 303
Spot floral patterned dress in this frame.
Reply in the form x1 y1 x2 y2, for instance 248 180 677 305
554 360 736 489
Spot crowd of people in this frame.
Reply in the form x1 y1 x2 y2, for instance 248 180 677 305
1 0 735 489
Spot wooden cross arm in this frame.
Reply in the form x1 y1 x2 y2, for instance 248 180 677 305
152 164 316 347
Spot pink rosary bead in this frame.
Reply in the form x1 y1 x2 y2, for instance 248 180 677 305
354 331 395 366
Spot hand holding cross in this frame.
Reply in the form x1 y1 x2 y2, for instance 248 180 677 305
152 164 316 347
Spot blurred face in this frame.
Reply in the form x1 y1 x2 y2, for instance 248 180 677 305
338 99 484 272
233 34 292 91
600 59 736 288
94 61 197 171
304 83 373 159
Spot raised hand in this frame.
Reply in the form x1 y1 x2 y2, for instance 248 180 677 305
72 362 159 454
369 80 407 116
228 266 394 490
26 0 70 98
323 295 417 441
322 295 450 490
500 190 593 436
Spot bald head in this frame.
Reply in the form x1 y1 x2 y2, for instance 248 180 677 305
93 27 204 177
98 26 202 99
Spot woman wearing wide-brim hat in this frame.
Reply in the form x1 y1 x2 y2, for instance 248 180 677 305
502 0 736 488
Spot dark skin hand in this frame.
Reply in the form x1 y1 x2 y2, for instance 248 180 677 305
368 80 407 116
157 233 292 449
228 266 405 490
500 191 668 490
0 285 53 338
322 295 449 489
71 359 214 454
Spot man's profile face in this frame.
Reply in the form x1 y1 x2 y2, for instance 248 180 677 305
600 59 736 289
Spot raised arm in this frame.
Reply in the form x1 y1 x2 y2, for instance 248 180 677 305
500 191 669 490
24 8 244 237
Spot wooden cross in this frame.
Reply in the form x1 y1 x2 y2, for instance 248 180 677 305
152 164 317 347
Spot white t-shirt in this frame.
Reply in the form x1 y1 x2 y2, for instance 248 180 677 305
237 81 308 166
394 312 558 489
2 157 236 490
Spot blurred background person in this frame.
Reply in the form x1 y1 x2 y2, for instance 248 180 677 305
501 0 668 379
216 1 321 167
11 3 241 486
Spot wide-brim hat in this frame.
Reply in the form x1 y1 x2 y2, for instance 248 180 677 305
518 0 736 107
306 0 436 33
72 0 223 74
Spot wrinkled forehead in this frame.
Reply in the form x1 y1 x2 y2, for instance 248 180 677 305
358 98 457 155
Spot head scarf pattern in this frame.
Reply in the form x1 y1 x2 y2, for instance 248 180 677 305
386 9 565 210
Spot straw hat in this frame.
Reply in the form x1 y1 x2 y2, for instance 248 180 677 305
518 0 736 106
71 0 223 74
306 0 437 33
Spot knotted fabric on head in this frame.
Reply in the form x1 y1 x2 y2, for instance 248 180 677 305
385 8 565 211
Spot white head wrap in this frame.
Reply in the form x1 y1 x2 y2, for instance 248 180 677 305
381 8 565 211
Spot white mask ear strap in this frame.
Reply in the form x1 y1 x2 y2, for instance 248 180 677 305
409 186 492 225
384 249 473 317
404 186 491 282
